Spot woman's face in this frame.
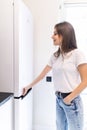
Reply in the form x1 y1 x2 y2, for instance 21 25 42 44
51 28 63 46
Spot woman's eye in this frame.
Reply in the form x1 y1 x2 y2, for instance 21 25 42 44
54 33 58 35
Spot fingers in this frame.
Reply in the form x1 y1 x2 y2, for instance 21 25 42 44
22 87 27 96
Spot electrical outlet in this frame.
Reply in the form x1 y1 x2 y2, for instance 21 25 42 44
46 76 52 82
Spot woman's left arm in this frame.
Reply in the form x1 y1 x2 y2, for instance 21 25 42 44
63 63 87 104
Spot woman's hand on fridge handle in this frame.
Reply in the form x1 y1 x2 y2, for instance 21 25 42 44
22 86 31 96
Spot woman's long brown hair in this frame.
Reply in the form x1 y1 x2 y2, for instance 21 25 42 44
54 21 77 57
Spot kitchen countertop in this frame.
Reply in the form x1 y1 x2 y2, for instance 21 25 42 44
0 92 13 106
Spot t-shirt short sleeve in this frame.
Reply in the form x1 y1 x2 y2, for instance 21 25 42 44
75 49 87 67
48 54 56 67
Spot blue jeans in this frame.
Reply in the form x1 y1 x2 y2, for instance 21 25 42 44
56 94 83 130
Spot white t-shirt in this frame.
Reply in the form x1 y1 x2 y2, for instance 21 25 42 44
48 49 87 93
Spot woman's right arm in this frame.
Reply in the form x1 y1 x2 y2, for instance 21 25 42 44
22 65 52 95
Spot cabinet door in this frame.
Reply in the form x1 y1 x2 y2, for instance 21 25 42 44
0 0 14 92
0 98 13 130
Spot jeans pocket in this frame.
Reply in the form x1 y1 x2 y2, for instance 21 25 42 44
62 99 72 106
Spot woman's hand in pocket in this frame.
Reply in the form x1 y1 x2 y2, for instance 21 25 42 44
63 97 71 105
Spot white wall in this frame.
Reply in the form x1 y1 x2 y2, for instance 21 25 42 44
23 0 62 130
64 0 87 3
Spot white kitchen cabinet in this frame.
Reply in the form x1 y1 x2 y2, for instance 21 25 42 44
0 0 14 92
0 94 13 130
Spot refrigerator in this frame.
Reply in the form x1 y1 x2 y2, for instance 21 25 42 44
0 0 33 130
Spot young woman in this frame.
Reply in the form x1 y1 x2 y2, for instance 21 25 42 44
22 21 87 130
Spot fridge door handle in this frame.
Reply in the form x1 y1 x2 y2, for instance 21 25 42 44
14 88 32 99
